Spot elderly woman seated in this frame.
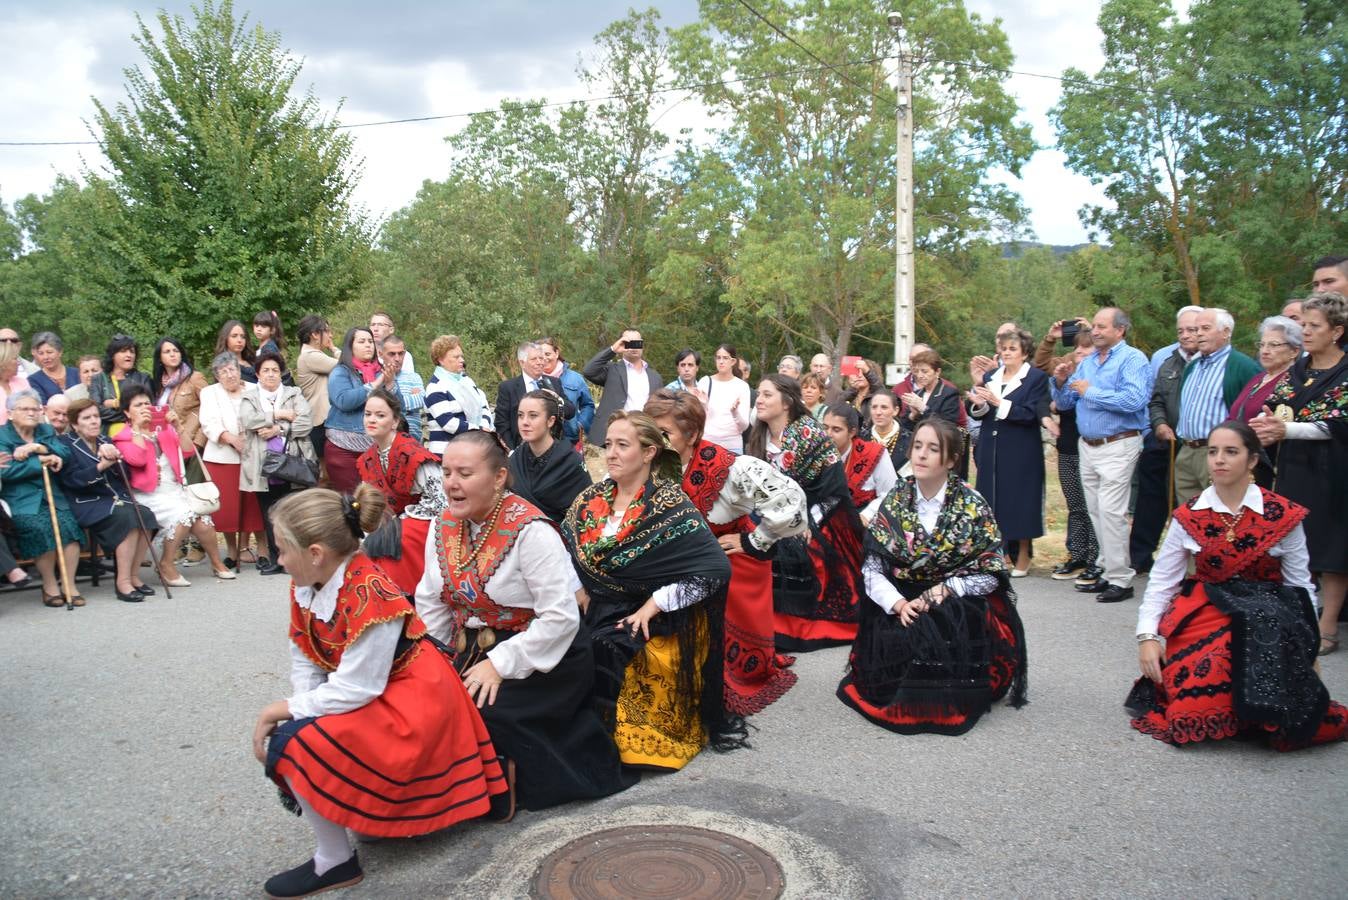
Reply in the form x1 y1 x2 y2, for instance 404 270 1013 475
0 389 84 606
60 398 158 602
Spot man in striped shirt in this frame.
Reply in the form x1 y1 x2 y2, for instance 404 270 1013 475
1172 308 1260 505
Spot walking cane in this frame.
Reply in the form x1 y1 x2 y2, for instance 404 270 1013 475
39 463 78 611
1166 438 1177 510
116 459 172 600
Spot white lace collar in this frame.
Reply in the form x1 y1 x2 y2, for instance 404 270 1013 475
293 556 352 623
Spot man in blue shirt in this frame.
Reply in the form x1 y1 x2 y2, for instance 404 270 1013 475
1052 307 1153 603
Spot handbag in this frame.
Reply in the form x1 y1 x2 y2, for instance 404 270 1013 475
262 431 318 487
177 441 221 516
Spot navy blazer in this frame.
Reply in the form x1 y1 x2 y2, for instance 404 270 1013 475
59 433 136 528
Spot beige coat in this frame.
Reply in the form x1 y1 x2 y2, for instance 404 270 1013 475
296 344 339 425
162 370 210 450
237 386 315 493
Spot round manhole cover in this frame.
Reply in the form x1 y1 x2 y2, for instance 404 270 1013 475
532 824 785 899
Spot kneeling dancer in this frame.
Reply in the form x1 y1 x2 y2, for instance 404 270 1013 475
646 388 808 715
252 484 506 899
414 430 633 812
838 419 1028 734
1127 420 1347 750
563 411 747 770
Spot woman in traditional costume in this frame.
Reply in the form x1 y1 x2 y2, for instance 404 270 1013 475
645 389 807 715
562 411 745 770
413 430 632 813
508 389 592 523
1251 292 1348 655
357 388 443 596
838 418 1028 734
746 374 864 652
1127 420 1347 750
822 404 896 525
252 484 506 899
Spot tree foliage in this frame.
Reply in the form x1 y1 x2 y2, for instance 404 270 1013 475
79 0 369 358
1053 0 1347 348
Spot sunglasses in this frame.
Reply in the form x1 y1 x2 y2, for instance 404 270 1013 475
0 337 20 344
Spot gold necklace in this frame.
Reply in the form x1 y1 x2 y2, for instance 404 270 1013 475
450 492 507 574
1214 508 1243 543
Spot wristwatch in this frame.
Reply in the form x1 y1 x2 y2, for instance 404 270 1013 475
1137 633 1162 644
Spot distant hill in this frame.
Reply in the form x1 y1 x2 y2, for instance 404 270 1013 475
997 241 1096 259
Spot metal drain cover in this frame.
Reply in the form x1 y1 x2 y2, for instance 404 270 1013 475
532 824 785 899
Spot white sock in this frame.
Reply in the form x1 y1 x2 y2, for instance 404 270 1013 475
288 781 352 876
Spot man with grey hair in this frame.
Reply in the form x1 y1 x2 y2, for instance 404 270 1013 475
1171 307 1259 504
43 393 71 436
777 355 803 379
1128 305 1203 575
1053 307 1152 603
810 352 844 406
495 341 574 449
582 329 663 445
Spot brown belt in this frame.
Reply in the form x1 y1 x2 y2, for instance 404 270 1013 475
1081 429 1141 448
1180 439 1206 449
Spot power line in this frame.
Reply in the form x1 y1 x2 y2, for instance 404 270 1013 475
733 0 895 109
0 55 897 148
0 37 1306 147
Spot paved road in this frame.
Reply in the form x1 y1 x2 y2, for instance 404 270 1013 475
2 566 1344 898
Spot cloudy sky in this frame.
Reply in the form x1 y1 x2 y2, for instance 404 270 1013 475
1 0 1113 244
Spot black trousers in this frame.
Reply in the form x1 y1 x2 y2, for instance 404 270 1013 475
1129 441 1176 571
256 482 294 559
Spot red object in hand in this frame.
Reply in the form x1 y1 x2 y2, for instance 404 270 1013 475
840 356 863 379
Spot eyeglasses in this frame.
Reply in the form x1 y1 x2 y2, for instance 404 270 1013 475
12 406 41 414
1256 341 1290 350
0 337 19 344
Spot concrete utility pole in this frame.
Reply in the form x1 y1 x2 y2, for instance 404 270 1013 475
889 11 914 378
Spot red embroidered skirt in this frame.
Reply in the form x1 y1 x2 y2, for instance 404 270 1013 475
202 461 263 532
268 642 506 836
774 517 862 652
1129 584 1347 750
723 552 797 715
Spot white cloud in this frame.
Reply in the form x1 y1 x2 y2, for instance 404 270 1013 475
0 1 1118 246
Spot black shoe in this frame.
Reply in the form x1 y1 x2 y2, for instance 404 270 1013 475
256 556 272 571
1074 565 1104 584
134 584 155 596
222 557 238 570
264 853 363 899
1097 584 1135 603
1050 559 1087 580
1075 578 1108 594
4 575 32 591
115 588 145 603
259 561 287 576
486 757 517 823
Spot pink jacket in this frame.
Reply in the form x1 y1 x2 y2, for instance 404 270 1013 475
113 426 194 493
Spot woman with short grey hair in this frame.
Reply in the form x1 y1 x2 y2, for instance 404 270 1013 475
777 355 803 379
199 351 265 568
27 332 80 403
1229 315 1302 424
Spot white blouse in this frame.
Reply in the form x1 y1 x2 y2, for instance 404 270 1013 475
1137 483 1318 635
198 382 251 464
286 557 404 719
696 454 808 552
414 518 579 679
861 480 998 613
841 444 898 522
696 376 752 452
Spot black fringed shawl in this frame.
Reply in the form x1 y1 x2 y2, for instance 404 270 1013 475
509 439 593 523
562 477 745 751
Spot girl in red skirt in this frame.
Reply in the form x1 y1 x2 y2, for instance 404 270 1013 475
1129 420 1347 750
252 483 505 898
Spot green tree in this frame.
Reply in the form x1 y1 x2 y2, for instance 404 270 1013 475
83 0 369 358
669 0 1034 363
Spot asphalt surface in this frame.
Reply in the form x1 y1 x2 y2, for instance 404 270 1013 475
2 564 1345 899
